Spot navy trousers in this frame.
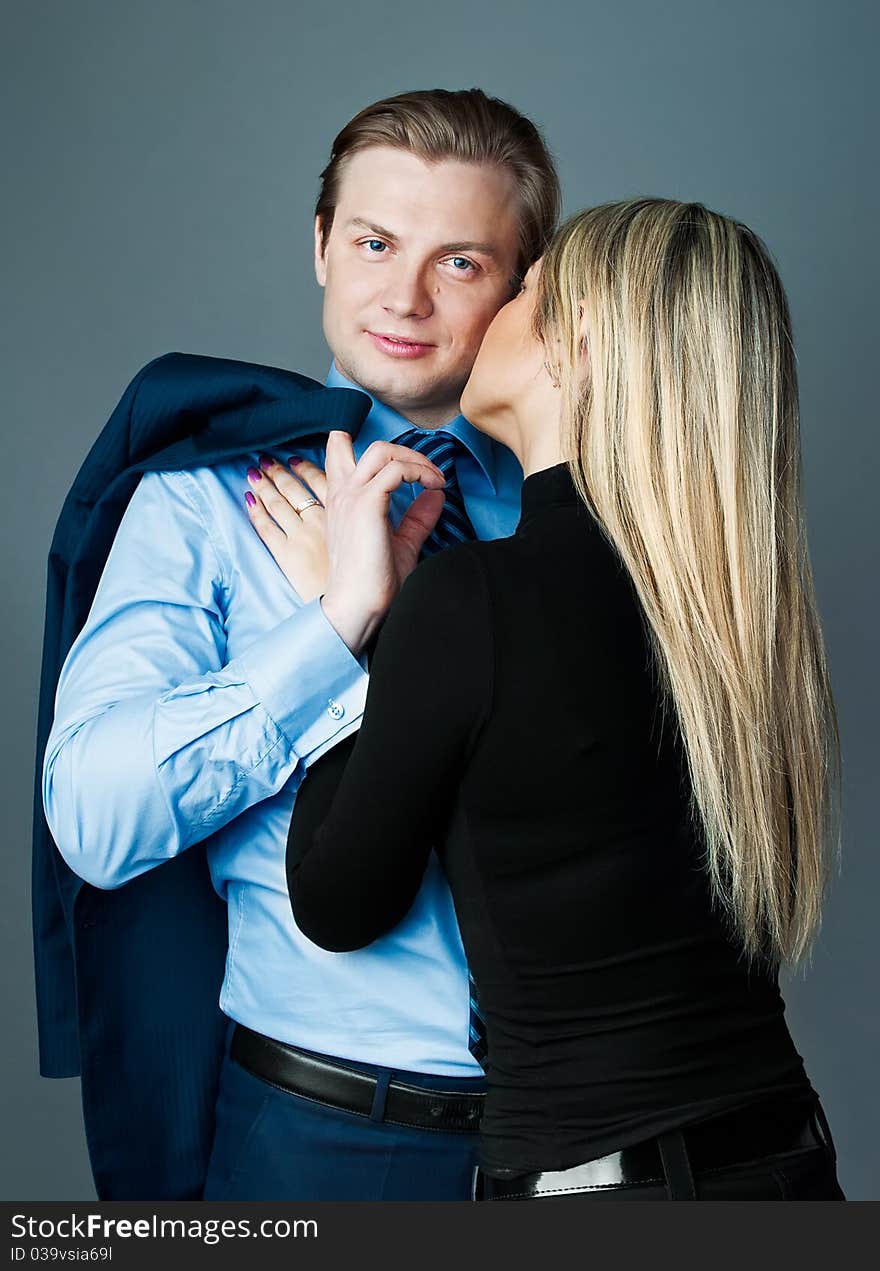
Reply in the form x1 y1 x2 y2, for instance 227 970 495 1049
201 1021 484 1201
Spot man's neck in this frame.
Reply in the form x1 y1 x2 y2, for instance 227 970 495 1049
329 361 461 429
390 404 461 430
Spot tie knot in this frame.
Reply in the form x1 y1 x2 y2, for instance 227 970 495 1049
393 429 462 477
392 429 477 555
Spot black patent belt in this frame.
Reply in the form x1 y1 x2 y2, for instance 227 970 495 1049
475 1097 828 1200
230 1024 485 1134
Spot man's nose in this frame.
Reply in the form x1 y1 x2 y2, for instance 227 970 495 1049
381 263 434 321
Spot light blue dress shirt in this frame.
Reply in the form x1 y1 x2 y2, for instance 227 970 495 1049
43 363 522 1075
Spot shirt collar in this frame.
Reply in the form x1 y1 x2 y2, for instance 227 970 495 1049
324 362 498 492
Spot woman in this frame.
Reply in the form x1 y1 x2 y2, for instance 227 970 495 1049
273 199 845 1200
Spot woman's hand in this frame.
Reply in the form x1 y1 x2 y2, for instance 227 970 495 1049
245 436 446 652
245 453 329 601
319 432 446 653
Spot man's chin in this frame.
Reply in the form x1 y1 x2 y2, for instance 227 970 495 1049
336 352 465 417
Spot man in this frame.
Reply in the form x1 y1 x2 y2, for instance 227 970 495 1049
41 88 560 1200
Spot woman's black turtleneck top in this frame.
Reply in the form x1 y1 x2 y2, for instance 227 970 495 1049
287 462 813 1175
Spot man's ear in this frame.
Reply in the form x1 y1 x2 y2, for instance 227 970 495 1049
314 215 328 287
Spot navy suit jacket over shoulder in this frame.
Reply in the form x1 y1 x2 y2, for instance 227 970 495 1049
32 352 369 1198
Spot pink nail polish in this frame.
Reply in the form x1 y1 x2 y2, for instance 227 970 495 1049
247 467 262 482
245 491 256 506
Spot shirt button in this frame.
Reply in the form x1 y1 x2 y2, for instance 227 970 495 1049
327 698 344 720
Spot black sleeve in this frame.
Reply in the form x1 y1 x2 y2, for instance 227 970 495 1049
286 545 493 952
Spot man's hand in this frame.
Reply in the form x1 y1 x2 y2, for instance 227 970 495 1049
320 432 446 653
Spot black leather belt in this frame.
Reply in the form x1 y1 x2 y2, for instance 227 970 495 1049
475 1097 827 1199
231 1024 485 1134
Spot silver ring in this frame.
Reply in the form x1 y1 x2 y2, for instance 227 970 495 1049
293 497 321 516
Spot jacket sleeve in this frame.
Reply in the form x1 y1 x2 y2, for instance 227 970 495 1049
42 468 368 890
286 546 492 951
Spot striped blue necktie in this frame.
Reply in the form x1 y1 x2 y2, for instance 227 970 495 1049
393 428 488 1068
393 428 477 555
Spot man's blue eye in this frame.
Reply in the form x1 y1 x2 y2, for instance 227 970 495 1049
366 240 386 252
451 257 474 271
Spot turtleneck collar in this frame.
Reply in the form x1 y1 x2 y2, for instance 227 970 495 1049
518 461 580 527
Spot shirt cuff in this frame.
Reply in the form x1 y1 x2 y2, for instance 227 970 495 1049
235 598 369 761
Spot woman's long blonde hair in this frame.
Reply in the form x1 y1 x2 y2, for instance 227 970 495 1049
535 199 840 964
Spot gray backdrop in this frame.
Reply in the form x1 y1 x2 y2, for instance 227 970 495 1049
2 0 877 1200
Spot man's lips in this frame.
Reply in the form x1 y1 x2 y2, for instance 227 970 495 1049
366 331 437 359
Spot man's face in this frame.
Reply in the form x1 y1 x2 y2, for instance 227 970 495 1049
315 145 521 426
